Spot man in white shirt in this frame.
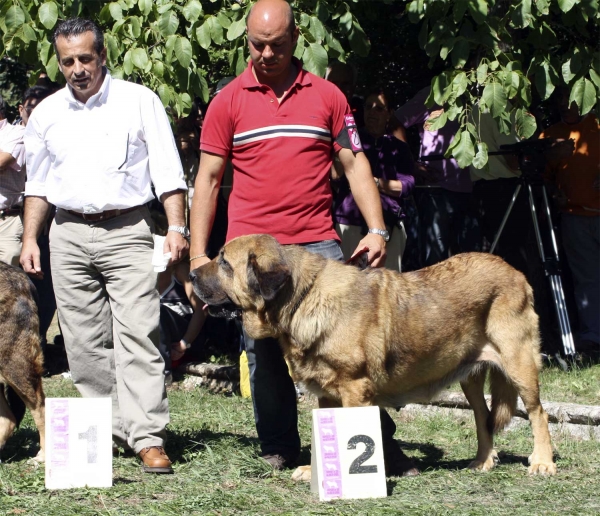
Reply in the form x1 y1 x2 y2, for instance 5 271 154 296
0 95 26 266
21 18 188 474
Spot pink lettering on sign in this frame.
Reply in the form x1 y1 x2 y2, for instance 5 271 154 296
317 409 342 499
344 114 363 152
50 400 69 470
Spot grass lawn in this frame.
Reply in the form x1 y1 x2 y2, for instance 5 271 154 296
0 361 598 515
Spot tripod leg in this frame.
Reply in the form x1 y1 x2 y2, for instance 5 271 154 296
490 184 521 254
528 185 576 358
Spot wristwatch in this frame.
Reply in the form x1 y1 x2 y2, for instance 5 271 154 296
168 225 190 240
368 228 390 242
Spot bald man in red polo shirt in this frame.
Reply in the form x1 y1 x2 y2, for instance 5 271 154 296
190 0 416 477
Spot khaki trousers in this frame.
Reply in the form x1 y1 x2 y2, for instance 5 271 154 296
0 213 23 266
336 222 407 272
50 207 168 453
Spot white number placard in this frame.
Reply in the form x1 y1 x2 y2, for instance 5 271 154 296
45 398 112 490
310 406 387 501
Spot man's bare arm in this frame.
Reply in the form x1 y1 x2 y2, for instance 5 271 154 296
161 189 189 264
20 196 51 278
0 151 15 172
337 148 387 267
189 152 227 268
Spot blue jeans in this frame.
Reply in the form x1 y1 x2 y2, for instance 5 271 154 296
245 240 398 459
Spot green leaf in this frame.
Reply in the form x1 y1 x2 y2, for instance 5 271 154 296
293 35 305 60
174 37 192 68
446 101 463 121
316 1 329 22
158 11 179 37
21 24 37 43
325 33 344 57
467 0 488 24
157 3 174 15
339 11 353 33
38 1 58 30
165 34 177 62
453 0 469 23
105 34 120 64
6 5 25 31
557 0 578 13
561 49 582 84
45 54 59 81
129 16 141 38
534 0 550 14
138 0 152 16
440 38 455 61
348 22 370 57
511 0 533 28
472 141 489 169
482 82 507 118
38 38 52 66
153 60 164 77
534 60 557 100
424 110 448 132
452 72 468 97
227 18 246 41
309 16 326 44
302 42 328 76
569 77 597 115
182 0 203 22
123 50 133 75
109 2 123 21
131 48 148 69
476 62 488 85
515 108 537 139
452 129 476 168
432 72 453 105
504 71 520 99
209 16 224 45
158 84 171 107
497 111 512 135
590 69 600 89
216 12 232 29
234 46 247 76
451 38 469 69
196 21 212 50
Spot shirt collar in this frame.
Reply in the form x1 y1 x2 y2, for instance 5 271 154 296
63 68 111 107
241 57 312 91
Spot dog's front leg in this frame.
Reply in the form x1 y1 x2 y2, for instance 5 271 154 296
291 397 342 483
0 388 17 460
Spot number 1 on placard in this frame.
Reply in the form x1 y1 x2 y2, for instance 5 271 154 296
348 434 377 474
78 425 98 464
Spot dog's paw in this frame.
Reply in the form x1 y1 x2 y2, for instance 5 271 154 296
32 449 45 463
468 451 498 472
291 465 311 482
528 462 557 476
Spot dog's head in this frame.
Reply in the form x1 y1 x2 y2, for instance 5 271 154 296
190 234 292 339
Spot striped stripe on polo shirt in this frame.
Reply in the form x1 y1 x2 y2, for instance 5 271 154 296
232 124 331 147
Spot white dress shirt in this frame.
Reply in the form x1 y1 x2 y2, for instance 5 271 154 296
24 72 186 213
0 119 25 209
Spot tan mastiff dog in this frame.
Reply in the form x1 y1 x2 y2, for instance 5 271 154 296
190 234 556 479
0 262 46 462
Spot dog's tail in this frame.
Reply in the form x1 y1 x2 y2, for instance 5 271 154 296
5 385 26 427
487 367 518 434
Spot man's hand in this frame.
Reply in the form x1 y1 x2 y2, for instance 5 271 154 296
20 239 44 279
164 231 189 265
355 233 387 268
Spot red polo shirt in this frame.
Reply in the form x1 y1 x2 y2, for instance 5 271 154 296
201 59 352 244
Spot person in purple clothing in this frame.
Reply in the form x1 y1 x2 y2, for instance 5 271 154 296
333 89 415 271
394 86 474 267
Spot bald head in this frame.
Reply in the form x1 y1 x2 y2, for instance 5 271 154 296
247 0 295 34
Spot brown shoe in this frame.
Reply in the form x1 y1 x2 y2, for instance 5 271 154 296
138 446 173 474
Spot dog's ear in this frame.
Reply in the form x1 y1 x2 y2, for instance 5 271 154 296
247 252 291 301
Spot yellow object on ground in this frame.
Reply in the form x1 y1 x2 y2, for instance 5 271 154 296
239 350 251 398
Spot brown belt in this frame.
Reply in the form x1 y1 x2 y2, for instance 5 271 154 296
65 206 140 223
0 207 22 218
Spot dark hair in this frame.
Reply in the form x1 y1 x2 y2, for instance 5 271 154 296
0 95 6 118
52 18 104 57
23 86 53 105
365 87 396 111
246 0 295 33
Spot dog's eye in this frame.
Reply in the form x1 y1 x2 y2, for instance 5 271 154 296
218 253 233 274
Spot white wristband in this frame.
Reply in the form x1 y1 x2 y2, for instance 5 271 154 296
180 338 191 349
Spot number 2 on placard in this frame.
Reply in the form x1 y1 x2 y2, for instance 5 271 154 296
78 425 98 464
347 434 377 474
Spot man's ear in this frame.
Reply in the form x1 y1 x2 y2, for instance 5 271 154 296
247 252 291 301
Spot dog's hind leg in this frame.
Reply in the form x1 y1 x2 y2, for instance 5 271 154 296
0 386 17 461
460 366 498 472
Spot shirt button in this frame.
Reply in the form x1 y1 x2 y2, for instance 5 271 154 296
270 99 274 103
